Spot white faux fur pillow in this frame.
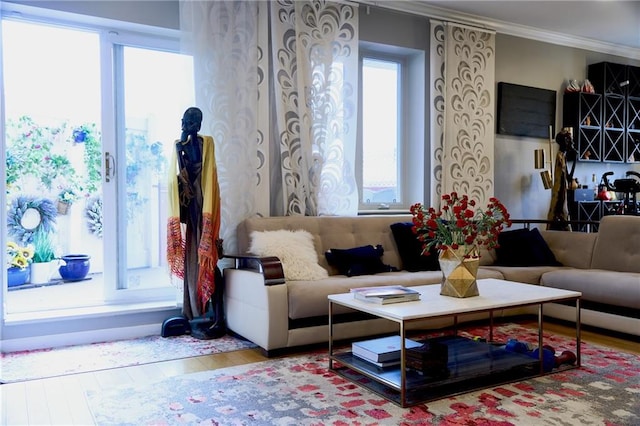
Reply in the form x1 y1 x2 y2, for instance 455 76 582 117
248 229 329 281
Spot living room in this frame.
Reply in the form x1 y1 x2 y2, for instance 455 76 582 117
1 1 639 423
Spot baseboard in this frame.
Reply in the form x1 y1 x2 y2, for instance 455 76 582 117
1 323 162 353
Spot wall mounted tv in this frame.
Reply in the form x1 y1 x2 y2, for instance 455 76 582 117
497 82 556 139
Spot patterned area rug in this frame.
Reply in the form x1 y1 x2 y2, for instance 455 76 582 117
1 333 257 383
86 323 640 425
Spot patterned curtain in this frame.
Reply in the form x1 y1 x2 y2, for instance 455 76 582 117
179 1 266 254
269 0 359 216
429 20 496 207
180 0 359 253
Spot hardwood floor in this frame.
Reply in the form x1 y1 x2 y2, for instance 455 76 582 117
1 320 638 425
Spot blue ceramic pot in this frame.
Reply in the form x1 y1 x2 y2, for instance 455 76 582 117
7 266 29 287
59 254 91 281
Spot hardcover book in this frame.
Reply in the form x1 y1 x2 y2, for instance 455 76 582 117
351 335 422 363
350 285 420 304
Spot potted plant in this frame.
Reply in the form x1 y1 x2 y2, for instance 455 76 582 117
6 242 33 287
410 192 511 298
57 188 78 215
30 230 57 284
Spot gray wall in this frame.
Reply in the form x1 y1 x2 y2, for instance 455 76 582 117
494 35 640 219
6 0 180 29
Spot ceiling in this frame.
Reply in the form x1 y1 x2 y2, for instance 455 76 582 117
418 1 640 50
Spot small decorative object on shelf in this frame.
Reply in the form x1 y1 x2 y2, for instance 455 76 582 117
410 192 511 298
581 79 595 94
565 79 581 92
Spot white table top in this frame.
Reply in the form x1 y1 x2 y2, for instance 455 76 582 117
328 278 581 322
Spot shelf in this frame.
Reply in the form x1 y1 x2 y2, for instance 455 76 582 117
626 130 640 162
563 92 602 162
588 62 626 96
331 335 540 406
574 62 640 163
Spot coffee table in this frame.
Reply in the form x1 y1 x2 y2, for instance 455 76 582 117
327 278 581 407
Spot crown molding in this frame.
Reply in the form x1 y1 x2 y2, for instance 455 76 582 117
357 1 640 60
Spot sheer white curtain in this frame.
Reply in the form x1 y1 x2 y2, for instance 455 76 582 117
269 0 359 216
180 1 265 254
429 20 496 207
180 0 359 251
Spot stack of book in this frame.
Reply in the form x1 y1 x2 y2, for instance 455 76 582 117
350 285 421 304
351 335 422 367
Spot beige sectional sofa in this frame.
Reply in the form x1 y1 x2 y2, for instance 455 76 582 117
223 214 640 355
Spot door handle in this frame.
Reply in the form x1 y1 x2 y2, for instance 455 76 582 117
105 152 115 182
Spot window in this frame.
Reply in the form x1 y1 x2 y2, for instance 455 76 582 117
358 45 426 212
361 57 402 207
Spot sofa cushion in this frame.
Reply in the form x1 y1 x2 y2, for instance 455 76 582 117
390 222 440 272
495 228 561 267
325 244 395 277
591 215 640 273
538 229 596 269
541 269 640 310
482 265 565 285
249 229 329 281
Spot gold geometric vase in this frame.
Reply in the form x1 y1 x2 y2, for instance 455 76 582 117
438 246 480 298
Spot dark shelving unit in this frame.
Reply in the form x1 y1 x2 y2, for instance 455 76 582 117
563 92 602 162
586 62 640 164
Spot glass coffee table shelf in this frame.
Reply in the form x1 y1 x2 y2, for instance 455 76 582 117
328 279 582 407
332 335 541 406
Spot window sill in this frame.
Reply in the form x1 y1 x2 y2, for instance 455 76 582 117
358 209 410 215
4 300 179 326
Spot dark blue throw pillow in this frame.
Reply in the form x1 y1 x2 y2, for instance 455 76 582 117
495 228 561 267
390 222 440 272
325 244 395 277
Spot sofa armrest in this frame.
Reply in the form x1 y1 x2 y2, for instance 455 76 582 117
223 257 289 352
224 255 285 285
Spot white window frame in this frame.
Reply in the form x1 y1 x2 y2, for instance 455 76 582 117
358 42 426 213
1 5 186 309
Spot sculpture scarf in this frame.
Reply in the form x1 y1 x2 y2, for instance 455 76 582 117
167 135 221 313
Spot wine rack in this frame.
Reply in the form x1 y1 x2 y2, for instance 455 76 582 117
585 62 640 164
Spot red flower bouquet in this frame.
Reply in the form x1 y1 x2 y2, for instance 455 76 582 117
410 192 511 257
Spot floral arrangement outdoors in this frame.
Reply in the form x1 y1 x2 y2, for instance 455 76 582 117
410 192 512 257
58 188 78 204
7 196 58 245
85 197 103 238
6 241 34 269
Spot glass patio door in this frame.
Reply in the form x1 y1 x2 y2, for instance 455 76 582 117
104 36 195 303
3 18 194 311
3 20 106 312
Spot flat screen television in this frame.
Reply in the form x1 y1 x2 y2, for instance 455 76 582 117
497 82 556 139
